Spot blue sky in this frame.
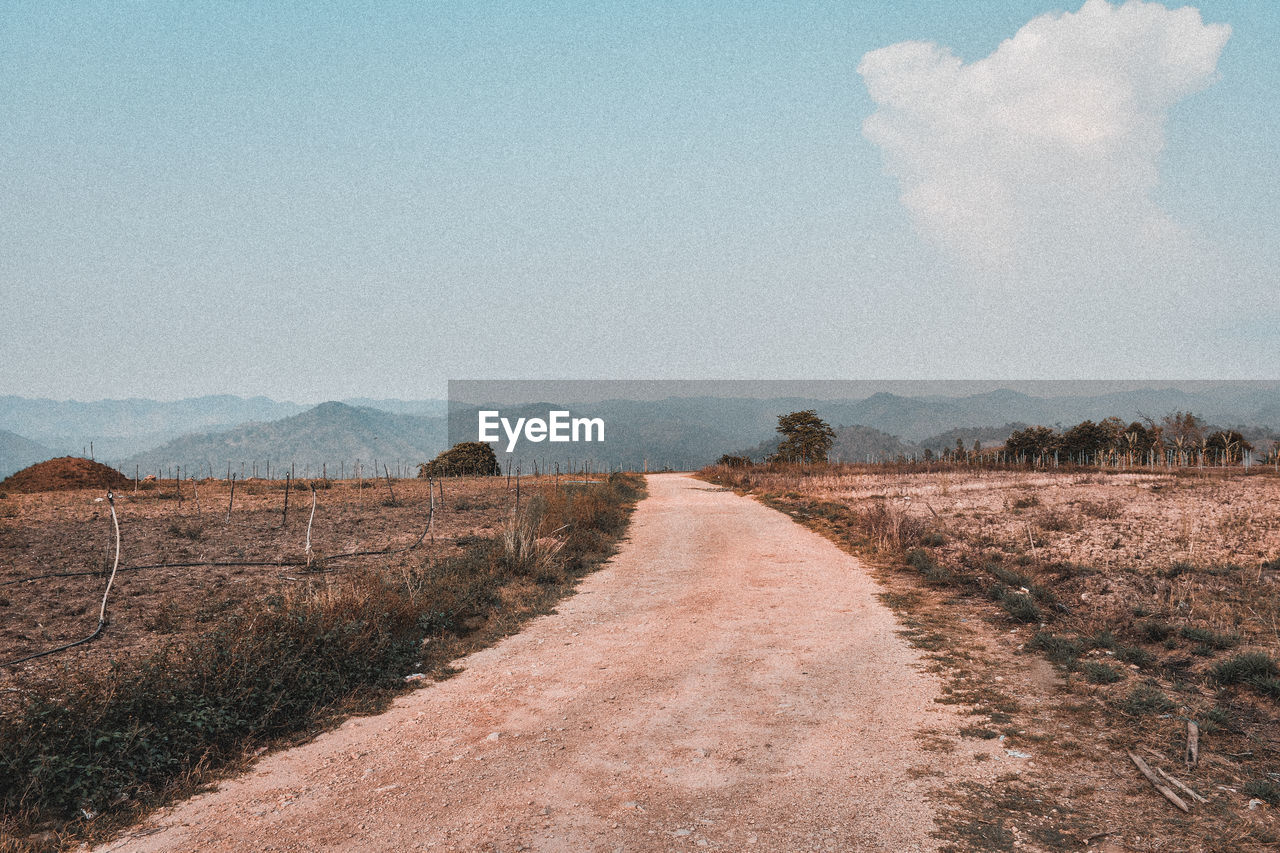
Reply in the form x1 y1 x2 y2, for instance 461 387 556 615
2 1 1276 402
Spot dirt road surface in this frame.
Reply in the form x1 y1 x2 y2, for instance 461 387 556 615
99 473 996 852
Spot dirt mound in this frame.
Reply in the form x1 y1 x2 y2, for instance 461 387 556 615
1 457 131 493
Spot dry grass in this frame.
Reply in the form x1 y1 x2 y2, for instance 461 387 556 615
0 473 642 852
703 462 1280 852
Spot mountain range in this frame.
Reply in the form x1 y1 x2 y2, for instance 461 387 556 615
119 402 446 479
0 384 1277 477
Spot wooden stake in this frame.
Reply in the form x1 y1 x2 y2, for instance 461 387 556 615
1128 751 1190 812
282 472 291 527
226 474 237 523
1157 767 1207 805
305 484 317 567
1185 720 1200 769
383 463 397 506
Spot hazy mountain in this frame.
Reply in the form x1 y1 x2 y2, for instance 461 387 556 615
339 398 447 417
830 425 915 462
448 384 1280 468
0 395 310 459
120 402 447 478
7 385 1277 474
916 423 1030 454
0 430 55 480
0 395 446 463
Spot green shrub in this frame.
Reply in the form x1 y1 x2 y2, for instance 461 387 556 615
418 442 501 477
986 563 1030 588
1179 625 1241 650
1082 662 1125 684
904 548 955 585
1137 620 1173 642
1114 644 1154 669
1244 779 1280 805
1030 632 1085 666
1213 652 1280 685
1120 683 1174 715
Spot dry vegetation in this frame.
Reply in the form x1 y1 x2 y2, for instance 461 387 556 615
0 472 643 852
0 476 514 672
702 463 1280 852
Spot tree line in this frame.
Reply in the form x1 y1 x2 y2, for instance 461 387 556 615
717 410 1276 470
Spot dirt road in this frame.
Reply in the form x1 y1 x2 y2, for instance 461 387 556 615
101 473 995 852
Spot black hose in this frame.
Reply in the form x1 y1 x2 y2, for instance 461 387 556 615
2 491 121 669
0 504 435 667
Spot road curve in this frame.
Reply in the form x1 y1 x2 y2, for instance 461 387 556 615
101 473 987 852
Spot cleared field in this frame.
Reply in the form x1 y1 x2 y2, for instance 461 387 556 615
703 463 1280 852
0 477 525 678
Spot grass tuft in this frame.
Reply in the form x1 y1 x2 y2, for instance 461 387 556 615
1119 683 1174 716
1081 661 1125 684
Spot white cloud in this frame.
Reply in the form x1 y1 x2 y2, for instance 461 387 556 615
859 0 1230 288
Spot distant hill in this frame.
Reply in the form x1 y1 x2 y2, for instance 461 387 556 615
0 395 446 464
449 384 1280 468
0 430 55 480
916 423 1029 454
7 385 1278 473
730 425 912 463
831 425 915 462
121 402 447 478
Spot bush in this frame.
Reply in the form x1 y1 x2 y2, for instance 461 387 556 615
418 442 501 477
716 455 751 468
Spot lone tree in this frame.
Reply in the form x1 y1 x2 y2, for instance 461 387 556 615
418 442 501 477
771 410 836 464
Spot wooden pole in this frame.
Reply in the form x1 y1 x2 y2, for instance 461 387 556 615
282 472 291 527
383 463 397 506
226 474 236 523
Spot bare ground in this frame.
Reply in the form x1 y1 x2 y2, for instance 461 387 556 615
94 473 997 852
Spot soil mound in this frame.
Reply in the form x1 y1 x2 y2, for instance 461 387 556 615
1 457 131 493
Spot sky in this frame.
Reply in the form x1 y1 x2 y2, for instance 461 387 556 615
2 1 1277 403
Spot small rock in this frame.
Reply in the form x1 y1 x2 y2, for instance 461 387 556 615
675 828 692 837
486 732 500 741
1248 798 1266 809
